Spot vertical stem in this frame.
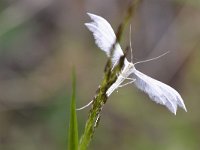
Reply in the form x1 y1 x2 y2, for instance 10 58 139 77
78 1 140 149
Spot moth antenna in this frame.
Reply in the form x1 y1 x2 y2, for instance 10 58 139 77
76 100 93 111
129 25 133 63
134 51 170 65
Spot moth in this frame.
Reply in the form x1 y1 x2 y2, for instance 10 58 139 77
82 13 187 115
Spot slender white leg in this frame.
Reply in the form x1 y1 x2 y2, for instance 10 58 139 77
111 61 118 70
76 100 93 111
120 75 135 81
122 77 135 80
118 79 136 88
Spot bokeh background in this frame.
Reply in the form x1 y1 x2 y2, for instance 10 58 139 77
0 0 200 150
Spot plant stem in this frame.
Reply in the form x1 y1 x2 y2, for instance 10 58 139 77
78 59 123 150
78 1 140 149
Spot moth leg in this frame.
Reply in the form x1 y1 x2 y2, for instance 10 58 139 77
76 100 93 111
118 79 136 88
111 61 118 70
120 75 135 81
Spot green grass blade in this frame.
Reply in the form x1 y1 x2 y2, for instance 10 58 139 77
68 69 79 150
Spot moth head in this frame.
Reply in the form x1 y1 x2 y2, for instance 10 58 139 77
127 62 136 74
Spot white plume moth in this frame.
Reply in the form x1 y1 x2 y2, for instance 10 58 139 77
79 13 187 115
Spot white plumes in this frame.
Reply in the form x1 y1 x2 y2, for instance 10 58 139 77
132 69 187 114
85 13 128 66
84 13 187 115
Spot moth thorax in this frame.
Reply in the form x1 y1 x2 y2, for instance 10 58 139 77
121 62 135 78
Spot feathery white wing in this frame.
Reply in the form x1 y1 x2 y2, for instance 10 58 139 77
84 13 187 115
85 13 128 66
132 68 187 114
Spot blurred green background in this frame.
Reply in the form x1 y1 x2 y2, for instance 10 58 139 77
0 0 200 150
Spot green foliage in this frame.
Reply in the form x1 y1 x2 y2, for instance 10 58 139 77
68 69 79 150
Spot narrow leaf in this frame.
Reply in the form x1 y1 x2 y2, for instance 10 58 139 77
68 69 78 150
